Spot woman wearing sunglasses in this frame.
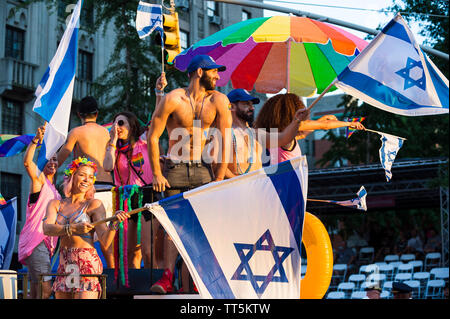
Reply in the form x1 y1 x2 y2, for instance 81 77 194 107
103 111 156 269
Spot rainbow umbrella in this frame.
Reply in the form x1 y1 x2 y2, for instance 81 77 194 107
174 16 368 97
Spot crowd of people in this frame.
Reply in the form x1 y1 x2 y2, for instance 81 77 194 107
17 54 366 299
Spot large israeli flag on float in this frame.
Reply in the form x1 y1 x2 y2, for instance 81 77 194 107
0 197 17 269
32 0 82 174
335 14 449 116
135 1 163 39
148 157 308 299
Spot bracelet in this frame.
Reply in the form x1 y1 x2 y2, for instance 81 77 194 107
155 88 165 96
65 224 73 236
108 143 117 150
31 139 39 144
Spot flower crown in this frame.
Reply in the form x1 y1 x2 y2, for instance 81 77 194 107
64 156 98 182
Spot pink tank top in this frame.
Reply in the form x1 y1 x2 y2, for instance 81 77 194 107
113 137 153 186
269 140 302 165
18 177 61 264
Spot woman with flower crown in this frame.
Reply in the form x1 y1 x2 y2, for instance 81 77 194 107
43 157 129 299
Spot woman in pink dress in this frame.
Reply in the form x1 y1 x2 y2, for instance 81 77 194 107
43 157 129 299
103 111 155 269
18 126 60 299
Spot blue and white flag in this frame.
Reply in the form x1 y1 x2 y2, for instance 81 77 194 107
379 133 405 182
335 14 449 116
310 186 368 211
32 0 82 174
0 197 17 269
147 157 308 299
135 1 163 39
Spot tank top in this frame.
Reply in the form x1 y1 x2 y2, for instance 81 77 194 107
269 139 302 165
18 177 61 265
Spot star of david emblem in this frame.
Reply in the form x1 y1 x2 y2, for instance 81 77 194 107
395 57 426 91
150 16 162 28
231 229 294 298
387 150 397 162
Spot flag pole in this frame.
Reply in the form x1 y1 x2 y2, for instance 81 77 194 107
364 128 407 140
161 0 165 74
307 78 338 111
91 205 151 227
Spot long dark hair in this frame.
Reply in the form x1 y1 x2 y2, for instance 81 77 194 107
253 93 309 131
113 111 144 144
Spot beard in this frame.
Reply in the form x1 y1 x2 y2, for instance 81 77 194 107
200 72 216 91
237 107 254 125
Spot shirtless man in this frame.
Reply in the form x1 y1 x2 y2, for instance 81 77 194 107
57 96 114 267
147 55 232 293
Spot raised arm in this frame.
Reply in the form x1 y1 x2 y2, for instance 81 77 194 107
23 126 45 192
57 129 77 167
103 123 118 172
147 94 173 192
298 119 365 131
155 72 168 108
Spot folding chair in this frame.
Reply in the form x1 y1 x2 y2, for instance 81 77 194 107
413 272 430 298
425 279 445 299
379 264 395 281
383 280 393 293
301 264 307 278
384 254 399 263
380 290 391 299
327 291 345 299
388 261 403 276
337 282 356 298
400 254 415 263
430 267 449 282
348 274 366 290
351 291 367 299
366 273 386 289
424 252 441 271
358 247 375 265
404 280 421 299
331 264 348 288
408 260 423 273
394 272 412 282
397 263 413 274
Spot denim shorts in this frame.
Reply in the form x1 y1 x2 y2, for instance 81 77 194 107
25 241 52 283
162 158 214 197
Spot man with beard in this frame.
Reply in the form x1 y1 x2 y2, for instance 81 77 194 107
147 55 232 294
222 89 263 178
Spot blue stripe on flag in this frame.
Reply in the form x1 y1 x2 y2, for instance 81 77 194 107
159 194 236 299
34 28 79 122
382 19 412 45
337 67 445 111
264 160 304 252
424 54 449 108
36 141 48 173
137 4 162 14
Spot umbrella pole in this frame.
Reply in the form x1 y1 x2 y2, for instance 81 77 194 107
306 79 337 111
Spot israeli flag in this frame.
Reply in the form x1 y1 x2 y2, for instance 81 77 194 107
379 133 404 182
32 0 82 174
329 186 368 211
136 1 163 39
147 157 308 299
335 14 449 116
0 197 17 269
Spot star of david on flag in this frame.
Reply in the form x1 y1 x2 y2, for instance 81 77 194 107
135 1 163 40
335 13 448 116
379 133 405 182
147 157 308 298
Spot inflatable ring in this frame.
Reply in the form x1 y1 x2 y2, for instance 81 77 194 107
300 212 334 299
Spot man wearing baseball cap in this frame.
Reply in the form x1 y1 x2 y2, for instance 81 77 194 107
147 55 232 294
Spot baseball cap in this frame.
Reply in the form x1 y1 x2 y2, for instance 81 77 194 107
186 55 226 73
77 96 98 115
392 282 413 294
227 89 260 104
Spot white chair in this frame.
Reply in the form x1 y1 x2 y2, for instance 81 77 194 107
424 252 441 271
378 264 395 281
425 279 445 299
383 280 393 292
408 260 423 273
394 273 412 282
327 291 345 299
400 253 415 263
359 247 375 264
430 267 449 281
358 264 368 274
332 264 348 287
380 290 391 299
397 263 413 274
337 282 356 298
301 258 307 265
301 264 307 278
351 291 367 299
362 264 379 276
389 261 403 275
413 272 430 298
384 254 399 263
348 274 366 290
366 273 387 288
404 280 421 299
375 261 387 267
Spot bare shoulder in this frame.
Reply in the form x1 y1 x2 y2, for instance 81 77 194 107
47 199 61 210
209 90 230 109
87 198 104 210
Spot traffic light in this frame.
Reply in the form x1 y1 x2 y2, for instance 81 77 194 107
155 12 181 64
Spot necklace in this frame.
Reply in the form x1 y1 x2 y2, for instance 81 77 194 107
231 127 254 175
186 88 206 121
84 121 96 125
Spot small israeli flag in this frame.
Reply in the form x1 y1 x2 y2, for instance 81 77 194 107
135 1 163 39
379 133 405 182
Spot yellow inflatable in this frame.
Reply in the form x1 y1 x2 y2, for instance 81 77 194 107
300 212 334 299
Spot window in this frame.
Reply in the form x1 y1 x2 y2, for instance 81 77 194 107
0 172 22 221
58 0 93 28
180 30 189 51
207 1 218 17
5 26 25 60
1 99 23 135
242 10 250 21
78 50 93 81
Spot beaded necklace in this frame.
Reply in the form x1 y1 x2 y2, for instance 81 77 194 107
231 127 254 175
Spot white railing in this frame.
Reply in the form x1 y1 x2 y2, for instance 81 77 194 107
0 58 38 91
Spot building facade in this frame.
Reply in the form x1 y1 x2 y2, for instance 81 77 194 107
0 0 264 259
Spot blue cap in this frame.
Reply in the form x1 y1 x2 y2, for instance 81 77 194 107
227 89 260 104
187 55 226 73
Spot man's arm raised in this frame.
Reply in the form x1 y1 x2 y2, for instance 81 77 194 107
147 94 172 192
